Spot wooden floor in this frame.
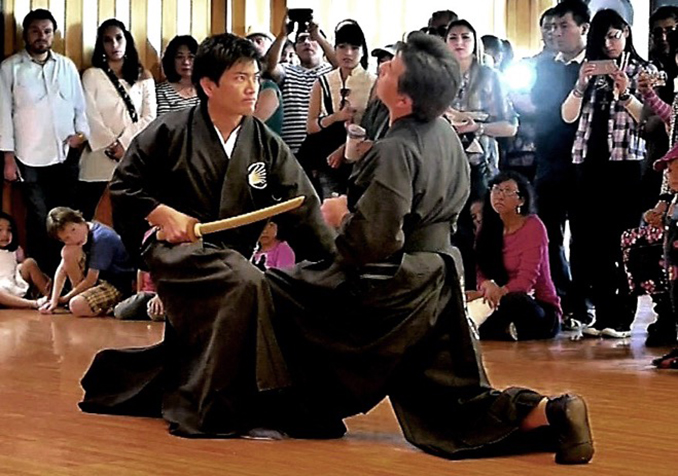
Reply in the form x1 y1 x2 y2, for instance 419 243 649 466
1 297 677 476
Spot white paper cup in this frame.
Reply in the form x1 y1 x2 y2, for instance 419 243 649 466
344 124 367 163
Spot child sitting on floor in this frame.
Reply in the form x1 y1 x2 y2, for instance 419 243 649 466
0 212 51 309
39 207 134 317
251 220 295 270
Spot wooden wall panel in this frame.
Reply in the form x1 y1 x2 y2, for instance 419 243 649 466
211 0 225 34
130 0 148 70
1 0 238 68
506 0 557 54
191 0 209 42
270 0 285 39
230 0 245 36
63 0 81 67
161 0 176 52
97 0 114 24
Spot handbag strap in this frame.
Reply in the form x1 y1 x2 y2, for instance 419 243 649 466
102 66 139 123
318 75 334 115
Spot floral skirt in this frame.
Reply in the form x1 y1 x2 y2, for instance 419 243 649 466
621 225 668 296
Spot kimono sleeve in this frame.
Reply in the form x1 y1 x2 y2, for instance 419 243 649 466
336 139 414 266
109 123 168 263
265 133 337 261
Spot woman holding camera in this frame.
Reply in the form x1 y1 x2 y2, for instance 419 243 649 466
78 19 157 220
561 9 649 339
303 19 376 198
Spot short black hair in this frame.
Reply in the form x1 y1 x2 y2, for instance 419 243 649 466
552 0 591 26
192 33 259 102
92 19 143 85
428 10 458 27
162 35 199 83
334 19 369 70
540 7 557 26
0 213 20 252
396 32 461 122
651 6 678 26
481 35 503 54
22 9 57 40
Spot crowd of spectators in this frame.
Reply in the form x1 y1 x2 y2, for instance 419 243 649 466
2 3 678 367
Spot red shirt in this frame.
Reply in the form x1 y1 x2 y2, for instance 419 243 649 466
477 215 561 315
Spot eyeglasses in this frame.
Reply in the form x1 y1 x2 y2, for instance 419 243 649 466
605 30 623 42
653 26 677 38
490 185 520 197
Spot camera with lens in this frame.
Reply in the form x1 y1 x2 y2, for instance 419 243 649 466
287 8 313 34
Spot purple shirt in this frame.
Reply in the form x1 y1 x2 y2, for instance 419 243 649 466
252 241 295 269
478 215 562 315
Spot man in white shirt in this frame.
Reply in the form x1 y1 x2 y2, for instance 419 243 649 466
0 9 89 273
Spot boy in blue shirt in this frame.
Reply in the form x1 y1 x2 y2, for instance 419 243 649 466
40 207 134 316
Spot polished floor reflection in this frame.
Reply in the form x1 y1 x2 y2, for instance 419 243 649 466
0 298 676 476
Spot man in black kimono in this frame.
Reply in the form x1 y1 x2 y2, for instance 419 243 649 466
79 34 336 437
266 33 594 465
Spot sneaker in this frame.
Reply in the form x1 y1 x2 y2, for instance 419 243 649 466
546 394 594 464
581 326 602 338
600 328 631 339
561 317 583 332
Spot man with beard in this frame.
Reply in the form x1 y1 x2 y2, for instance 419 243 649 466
0 9 88 274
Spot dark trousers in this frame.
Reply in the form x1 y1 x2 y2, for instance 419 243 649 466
453 163 490 290
16 149 79 275
77 181 108 221
569 160 642 331
479 292 560 341
534 171 583 317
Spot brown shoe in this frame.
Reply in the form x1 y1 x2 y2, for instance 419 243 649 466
546 394 594 464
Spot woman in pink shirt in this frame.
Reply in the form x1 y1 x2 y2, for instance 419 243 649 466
470 171 561 340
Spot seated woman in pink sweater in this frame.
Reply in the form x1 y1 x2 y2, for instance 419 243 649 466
469 171 561 340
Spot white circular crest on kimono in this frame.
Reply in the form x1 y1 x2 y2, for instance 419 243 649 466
247 162 267 189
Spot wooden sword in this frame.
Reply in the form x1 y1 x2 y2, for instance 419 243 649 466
156 196 306 242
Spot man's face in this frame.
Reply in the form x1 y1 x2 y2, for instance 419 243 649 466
652 18 678 56
25 19 54 55
553 13 587 56
202 59 260 117
376 53 406 109
295 34 320 64
541 15 557 51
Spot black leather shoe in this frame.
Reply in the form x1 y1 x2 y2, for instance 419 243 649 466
546 394 594 464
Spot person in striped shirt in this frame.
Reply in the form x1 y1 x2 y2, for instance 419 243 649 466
265 13 337 153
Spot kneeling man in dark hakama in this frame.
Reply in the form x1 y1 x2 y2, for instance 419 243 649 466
79 34 337 437
266 32 594 464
